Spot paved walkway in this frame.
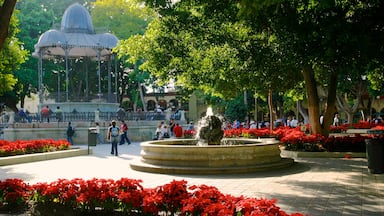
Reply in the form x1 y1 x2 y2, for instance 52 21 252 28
1 142 384 215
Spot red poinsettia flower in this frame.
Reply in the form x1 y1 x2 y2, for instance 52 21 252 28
1 178 305 215
0 139 71 157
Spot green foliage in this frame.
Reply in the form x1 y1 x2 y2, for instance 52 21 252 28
223 95 247 122
118 0 302 100
91 0 153 108
14 0 55 103
0 74 17 95
0 8 27 96
367 64 384 95
91 0 152 39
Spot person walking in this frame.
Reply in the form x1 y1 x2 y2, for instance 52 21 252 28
95 122 103 144
66 122 75 145
119 120 131 145
107 120 120 156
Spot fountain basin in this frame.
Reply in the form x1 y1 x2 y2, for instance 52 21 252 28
130 138 294 174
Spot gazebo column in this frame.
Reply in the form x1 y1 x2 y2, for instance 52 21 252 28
38 49 43 112
85 58 89 101
107 55 112 102
97 48 101 102
114 54 118 103
65 44 69 102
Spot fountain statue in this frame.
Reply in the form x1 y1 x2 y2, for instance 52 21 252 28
196 107 224 145
130 107 294 174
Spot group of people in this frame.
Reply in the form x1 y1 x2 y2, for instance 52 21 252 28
224 120 270 130
40 105 63 123
154 118 184 140
64 119 132 157
225 117 301 130
65 117 197 156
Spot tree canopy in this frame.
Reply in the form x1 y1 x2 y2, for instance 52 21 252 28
0 0 17 51
239 0 384 135
118 0 301 99
0 2 27 110
117 0 384 135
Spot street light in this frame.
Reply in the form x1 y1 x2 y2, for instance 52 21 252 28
52 70 63 102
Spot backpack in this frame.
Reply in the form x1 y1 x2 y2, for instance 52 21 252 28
110 126 119 137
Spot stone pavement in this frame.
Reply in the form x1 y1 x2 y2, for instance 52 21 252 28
1 142 384 215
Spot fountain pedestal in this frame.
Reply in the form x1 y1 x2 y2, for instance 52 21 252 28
130 138 294 174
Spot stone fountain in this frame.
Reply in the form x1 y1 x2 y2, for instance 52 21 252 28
130 108 294 174
196 107 224 145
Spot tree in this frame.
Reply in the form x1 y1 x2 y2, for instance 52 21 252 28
117 0 303 129
0 0 17 51
91 0 152 39
0 2 28 111
14 0 56 109
239 0 384 135
0 0 19 98
118 0 384 136
119 0 300 103
91 0 152 109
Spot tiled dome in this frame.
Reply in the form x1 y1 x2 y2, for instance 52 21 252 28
61 3 95 34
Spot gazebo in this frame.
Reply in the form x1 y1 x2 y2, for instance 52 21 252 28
33 3 119 113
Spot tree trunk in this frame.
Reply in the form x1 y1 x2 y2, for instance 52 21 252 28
336 92 361 124
138 82 147 112
297 101 309 123
302 66 321 134
268 89 274 132
20 94 25 109
0 0 17 51
321 72 338 136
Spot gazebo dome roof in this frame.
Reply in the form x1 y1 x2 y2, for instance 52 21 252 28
61 3 95 34
98 33 119 48
36 30 66 47
33 2 118 59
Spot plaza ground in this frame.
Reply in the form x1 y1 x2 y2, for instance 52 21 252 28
1 142 383 215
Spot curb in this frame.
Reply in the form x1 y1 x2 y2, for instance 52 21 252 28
281 150 366 158
0 148 91 166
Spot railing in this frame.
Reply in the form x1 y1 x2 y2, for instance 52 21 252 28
6 110 188 124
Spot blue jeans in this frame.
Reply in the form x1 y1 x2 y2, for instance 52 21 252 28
120 132 131 145
110 136 119 156
97 133 103 144
67 136 74 145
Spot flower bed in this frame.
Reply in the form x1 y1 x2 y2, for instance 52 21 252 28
0 178 303 215
223 123 381 152
0 139 71 157
183 129 197 138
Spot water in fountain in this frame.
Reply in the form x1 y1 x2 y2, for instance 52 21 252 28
196 107 224 146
